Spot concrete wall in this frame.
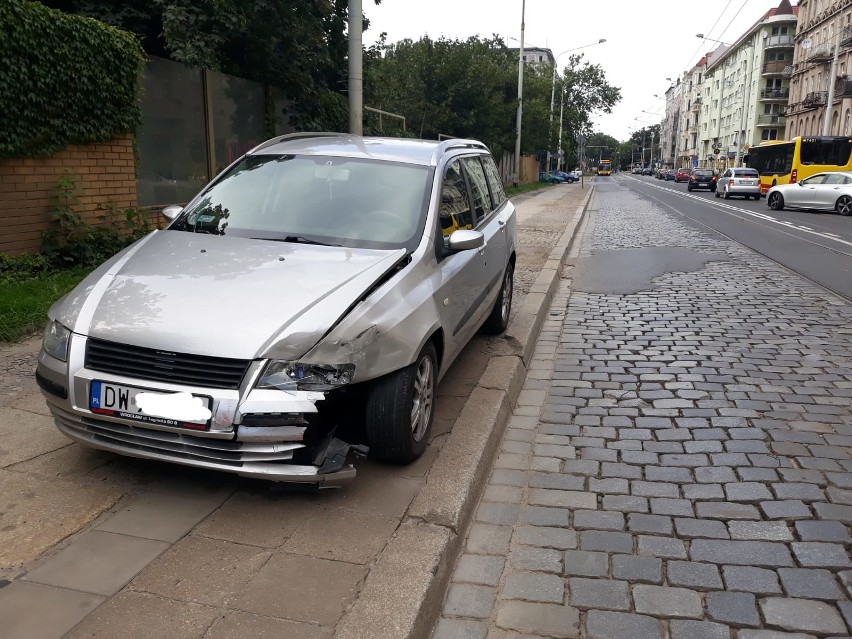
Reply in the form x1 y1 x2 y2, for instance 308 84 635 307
0 135 137 256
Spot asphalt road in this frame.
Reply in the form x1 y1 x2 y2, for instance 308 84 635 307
606 173 852 301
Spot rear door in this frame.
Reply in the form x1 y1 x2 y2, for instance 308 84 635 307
816 172 848 209
460 155 508 327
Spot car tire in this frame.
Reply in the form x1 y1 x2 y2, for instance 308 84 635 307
366 341 437 463
837 195 852 216
481 262 514 335
724 187 731 200
687 186 692 191
768 192 784 210
715 189 720 198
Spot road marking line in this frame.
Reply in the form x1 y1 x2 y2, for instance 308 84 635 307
625 176 852 250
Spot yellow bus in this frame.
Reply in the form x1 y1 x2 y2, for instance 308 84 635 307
598 160 612 176
745 136 852 194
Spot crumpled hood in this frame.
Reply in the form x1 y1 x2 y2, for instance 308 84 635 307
54 231 406 360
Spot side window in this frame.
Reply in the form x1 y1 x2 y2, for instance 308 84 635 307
460 157 493 224
439 160 473 243
482 155 507 208
823 173 845 185
805 174 828 185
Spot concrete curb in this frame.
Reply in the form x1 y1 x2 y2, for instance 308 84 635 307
335 184 595 639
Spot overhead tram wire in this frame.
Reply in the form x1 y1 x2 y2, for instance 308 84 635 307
716 0 751 44
681 0 736 71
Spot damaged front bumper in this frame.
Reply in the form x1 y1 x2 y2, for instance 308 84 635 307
36 339 361 485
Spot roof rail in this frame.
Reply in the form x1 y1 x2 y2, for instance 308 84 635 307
248 132 345 155
431 138 490 164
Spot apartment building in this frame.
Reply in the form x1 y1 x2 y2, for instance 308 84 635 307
677 55 714 169
661 80 682 167
699 0 797 170
787 0 852 137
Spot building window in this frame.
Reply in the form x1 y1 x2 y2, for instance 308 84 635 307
761 129 779 141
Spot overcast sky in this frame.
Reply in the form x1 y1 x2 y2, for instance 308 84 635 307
362 0 792 141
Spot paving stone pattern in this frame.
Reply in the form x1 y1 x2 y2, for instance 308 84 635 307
434 189 852 638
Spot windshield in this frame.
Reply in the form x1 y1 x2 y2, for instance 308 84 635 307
170 154 432 251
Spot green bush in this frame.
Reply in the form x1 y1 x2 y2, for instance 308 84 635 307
42 172 154 267
0 1 144 158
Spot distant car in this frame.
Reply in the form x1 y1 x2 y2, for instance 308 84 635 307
655 168 665 179
687 169 717 192
540 171 565 184
674 168 692 183
632 167 643 174
552 170 578 183
642 167 654 176
664 169 676 181
715 167 761 199
766 171 852 215
572 169 582 179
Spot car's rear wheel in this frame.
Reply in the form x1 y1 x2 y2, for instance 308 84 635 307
482 262 514 334
724 186 731 200
836 195 852 216
768 192 784 210
366 342 436 463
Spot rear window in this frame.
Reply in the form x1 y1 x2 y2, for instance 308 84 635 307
694 170 713 176
736 169 759 177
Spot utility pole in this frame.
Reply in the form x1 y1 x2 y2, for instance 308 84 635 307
348 0 363 135
822 28 841 135
513 0 526 187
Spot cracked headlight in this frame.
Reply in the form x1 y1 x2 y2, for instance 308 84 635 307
256 361 355 391
42 320 71 362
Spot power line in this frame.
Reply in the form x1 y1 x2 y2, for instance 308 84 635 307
680 0 735 74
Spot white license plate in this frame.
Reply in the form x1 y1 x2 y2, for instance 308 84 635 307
739 180 756 185
89 380 212 430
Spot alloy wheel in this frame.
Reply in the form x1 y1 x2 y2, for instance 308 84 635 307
837 195 852 216
410 355 434 443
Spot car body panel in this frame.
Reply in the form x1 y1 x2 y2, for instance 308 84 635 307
766 171 852 211
717 168 761 197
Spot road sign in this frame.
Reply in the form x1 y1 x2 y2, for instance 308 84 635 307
713 148 720 155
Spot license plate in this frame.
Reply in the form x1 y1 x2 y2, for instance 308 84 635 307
739 180 756 185
89 381 212 430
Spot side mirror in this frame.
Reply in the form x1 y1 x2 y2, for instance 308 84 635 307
447 229 484 252
161 205 183 221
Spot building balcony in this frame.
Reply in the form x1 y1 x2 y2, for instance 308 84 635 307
687 125 698 134
806 44 833 63
836 78 852 97
802 91 828 108
759 87 789 101
765 34 794 49
762 60 793 76
841 25 852 48
690 99 701 112
756 114 786 127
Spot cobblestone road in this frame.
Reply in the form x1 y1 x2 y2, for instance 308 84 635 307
434 186 852 638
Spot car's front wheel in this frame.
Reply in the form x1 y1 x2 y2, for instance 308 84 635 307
837 195 852 216
482 262 514 334
768 192 784 210
366 342 437 463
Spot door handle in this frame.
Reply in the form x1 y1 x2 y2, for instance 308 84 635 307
497 219 505 227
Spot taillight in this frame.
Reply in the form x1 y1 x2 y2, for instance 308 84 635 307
791 169 798 183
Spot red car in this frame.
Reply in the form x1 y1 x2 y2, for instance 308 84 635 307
675 168 692 183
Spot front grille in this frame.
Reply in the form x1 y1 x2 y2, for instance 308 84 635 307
86 338 251 389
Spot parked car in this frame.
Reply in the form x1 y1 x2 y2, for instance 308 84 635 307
664 169 677 181
540 171 565 183
642 167 654 176
715 167 761 199
766 171 852 215
572 169 583 179
35 133 517 484
674 168 692 183
632 167 643 174
655 168 666 179
687 169 717 192
551 170 578 183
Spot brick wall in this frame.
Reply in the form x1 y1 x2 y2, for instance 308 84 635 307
0 135 138 256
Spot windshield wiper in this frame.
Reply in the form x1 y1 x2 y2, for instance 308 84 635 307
251 235 339 247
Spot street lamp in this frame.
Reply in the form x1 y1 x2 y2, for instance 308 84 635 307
548 38 607 171
696 33 730 46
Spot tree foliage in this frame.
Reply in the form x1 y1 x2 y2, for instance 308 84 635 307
365 37 620 160
37 0 380 131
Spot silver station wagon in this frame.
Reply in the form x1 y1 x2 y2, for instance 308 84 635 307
36 133 517 485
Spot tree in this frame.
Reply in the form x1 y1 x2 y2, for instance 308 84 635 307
38 0 381 130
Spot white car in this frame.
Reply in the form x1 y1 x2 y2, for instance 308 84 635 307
766 171 852 215
715 167 761 200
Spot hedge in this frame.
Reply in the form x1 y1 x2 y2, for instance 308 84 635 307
0 1 144 159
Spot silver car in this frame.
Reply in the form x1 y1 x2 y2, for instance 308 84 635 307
715 167 761 200
766 171 852 215
36 133 517 485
